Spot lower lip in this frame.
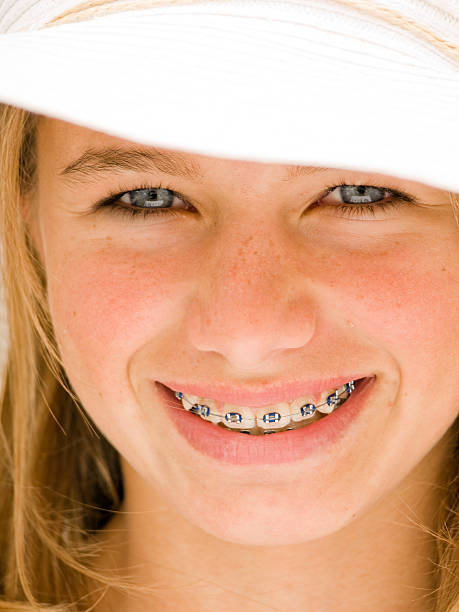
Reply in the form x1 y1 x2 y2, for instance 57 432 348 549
157 376 376 465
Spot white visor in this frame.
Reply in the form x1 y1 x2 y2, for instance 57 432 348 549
0 0 458 192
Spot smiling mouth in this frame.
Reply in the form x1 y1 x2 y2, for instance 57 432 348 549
168 378 367 435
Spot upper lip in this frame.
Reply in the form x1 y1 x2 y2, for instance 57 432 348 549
158 375 369 407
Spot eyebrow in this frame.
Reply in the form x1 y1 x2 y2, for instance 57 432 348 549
58 146 331 186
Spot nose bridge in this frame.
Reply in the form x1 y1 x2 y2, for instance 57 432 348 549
185 223 316 368
215 230 282 303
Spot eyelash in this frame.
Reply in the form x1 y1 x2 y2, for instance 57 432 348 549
91 179 418 221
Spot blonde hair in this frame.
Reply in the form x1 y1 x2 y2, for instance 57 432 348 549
0 2 458 611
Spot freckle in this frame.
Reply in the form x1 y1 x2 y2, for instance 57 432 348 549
92 224 96 229
72 311 76 317
106 236 112 241
442 267 446 272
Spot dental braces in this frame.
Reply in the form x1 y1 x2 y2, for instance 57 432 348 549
175 380 355 425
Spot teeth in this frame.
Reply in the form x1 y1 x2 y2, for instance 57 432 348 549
179 393 222 424
174 380 355 434
317 385 344 414
256 402 291 430
221 405 257 429
289 397 318 422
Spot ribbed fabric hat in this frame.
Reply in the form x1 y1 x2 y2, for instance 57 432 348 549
0 0 458 193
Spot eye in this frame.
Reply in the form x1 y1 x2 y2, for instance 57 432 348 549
92 185 193 220
90 180 417 222
317 183 416 218
325 184 390 205
118 187 186 210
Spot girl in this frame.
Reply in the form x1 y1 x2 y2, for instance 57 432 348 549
0 1 458 610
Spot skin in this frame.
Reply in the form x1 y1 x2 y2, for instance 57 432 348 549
26 117 458 611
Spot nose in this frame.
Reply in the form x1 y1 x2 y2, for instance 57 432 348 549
184 225 317 371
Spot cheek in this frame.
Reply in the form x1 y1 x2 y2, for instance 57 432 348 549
47 247 183 387
329 237 459 373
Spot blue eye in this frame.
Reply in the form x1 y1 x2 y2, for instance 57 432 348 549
94 185 192 220
92 181 416 221
119 188 180 210
320 183 415 218
328 185 388 205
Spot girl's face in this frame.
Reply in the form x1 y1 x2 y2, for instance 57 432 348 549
28 117 458 546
